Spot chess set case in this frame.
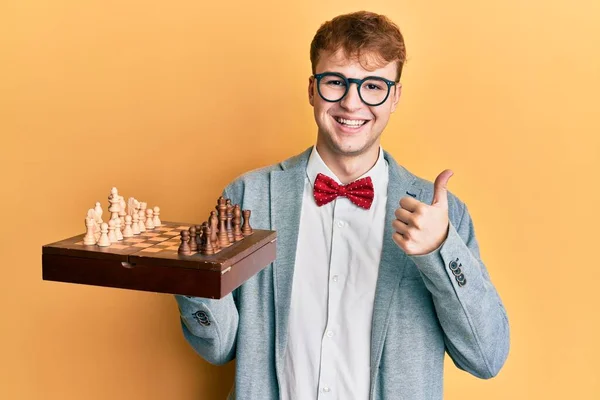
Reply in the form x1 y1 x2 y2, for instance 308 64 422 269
42 221 277 299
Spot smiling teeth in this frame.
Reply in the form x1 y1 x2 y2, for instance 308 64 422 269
336 117 366 126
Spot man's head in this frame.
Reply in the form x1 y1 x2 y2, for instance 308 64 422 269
308 11 406 161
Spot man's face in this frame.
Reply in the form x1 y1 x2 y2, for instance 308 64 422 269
309 49 401 159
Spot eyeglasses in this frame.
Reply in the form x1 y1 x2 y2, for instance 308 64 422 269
313 72 398 107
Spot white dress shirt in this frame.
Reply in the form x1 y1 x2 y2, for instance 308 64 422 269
281 146 389 400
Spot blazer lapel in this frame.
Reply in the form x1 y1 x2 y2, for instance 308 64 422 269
370 152 419 376
269 147 311 382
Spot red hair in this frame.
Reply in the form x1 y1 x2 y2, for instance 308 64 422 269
310 11 407 81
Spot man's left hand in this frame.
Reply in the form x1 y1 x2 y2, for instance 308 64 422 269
392 169 453 256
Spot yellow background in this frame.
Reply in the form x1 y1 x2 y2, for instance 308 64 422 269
2 0 599 398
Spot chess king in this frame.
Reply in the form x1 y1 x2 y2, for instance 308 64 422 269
175 11 509 400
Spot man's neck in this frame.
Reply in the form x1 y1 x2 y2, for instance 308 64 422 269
315 143 380 184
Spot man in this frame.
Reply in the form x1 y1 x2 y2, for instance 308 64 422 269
175 11 509 400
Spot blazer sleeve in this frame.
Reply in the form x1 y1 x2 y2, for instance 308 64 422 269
408 200 510 378
173 185 241 365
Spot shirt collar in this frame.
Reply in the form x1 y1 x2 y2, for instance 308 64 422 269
306 145 389 194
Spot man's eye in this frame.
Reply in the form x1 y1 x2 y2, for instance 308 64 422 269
325 80 345 87
365 83 384 91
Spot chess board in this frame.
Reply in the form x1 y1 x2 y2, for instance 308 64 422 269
42 221 277 299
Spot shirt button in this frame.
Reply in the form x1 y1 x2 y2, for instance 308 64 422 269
332 275 338 282
326 330 334 337
322 386 331 393
337 220 344 228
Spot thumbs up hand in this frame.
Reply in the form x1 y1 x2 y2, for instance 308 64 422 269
392 169 453 256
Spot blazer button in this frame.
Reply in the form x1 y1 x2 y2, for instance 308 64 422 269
452 267 462 276
456 274 466 284
457 277 467 287
449 260 459 271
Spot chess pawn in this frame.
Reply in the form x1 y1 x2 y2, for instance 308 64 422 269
132 212 141 235
138 209 146 232
233 205 244 241
153 206 161 227
145 209 155 229
242 210 253 236
178 230 192 255
189 226 197 252
97 222 110 247
114 217 124 241
108 219 118 243
84 210 97 245
123 215 134 238
195 224 203 250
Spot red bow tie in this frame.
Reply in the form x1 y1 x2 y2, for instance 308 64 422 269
313 173 374 210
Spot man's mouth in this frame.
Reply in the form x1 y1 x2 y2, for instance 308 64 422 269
334 116 369 128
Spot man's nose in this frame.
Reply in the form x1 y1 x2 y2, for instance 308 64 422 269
339 83 363 111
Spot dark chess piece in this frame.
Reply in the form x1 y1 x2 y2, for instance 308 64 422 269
189 226 197 252
202 225 215 255
218 197 231 248
209 211 221 252
242 209 253 236
178 230 192 255
233 205 244 241
226 199 234 243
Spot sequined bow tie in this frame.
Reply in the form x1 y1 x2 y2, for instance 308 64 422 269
313 173 374 210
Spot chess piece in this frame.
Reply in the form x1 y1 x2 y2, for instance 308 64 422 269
233 205 244 241
119 196 127 227
226 200 234 243
123 215 134 238
84 210 97 245
242 210 253 236
138 209 146 232
153 206 161 227
209 211 221 252
195 224 203 249
94 202 103 225
132 212 141 235
217 197 231 247
108 187 121 221
114 217 124 241
178 230 192 255
128 197 139 216
189 226 197 252
108 219 118 243
145 209 155 229
202 225 215 255
97 223 110 247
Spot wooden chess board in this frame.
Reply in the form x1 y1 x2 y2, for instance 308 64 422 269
42 221 277 298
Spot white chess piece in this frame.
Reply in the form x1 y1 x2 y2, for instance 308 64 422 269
138 209 146 232
119 196 127 226
145 209 155 229
132 212 140 235
153 206 161 227
84 210 97 245
109 187 120 221
114 217 124 241
94 202 103 224
97 223 110 247
123 215 134 238
108 219 118 243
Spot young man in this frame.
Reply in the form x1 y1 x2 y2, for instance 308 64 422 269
176 11 509 400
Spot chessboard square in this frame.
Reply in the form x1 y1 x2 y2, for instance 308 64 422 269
166 245 180 251
142 232 161 237
133 243 154 248
155 227 172 232
146 236 170 242
124 238 146 243
111 244 129 249
141 247 164 253
176 226 190 230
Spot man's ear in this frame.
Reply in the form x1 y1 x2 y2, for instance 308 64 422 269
308 76 315 107
390 83 402 113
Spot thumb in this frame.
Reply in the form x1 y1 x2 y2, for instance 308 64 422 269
431 169 453 207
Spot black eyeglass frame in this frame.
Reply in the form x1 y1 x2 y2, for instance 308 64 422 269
313 72 399 107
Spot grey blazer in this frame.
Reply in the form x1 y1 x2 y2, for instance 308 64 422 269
175 147 510 399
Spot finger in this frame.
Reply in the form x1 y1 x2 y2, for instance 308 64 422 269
399 195 421 212
432 169 453 206
392 219 410 236
392 231 409 249
394 207 413 226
